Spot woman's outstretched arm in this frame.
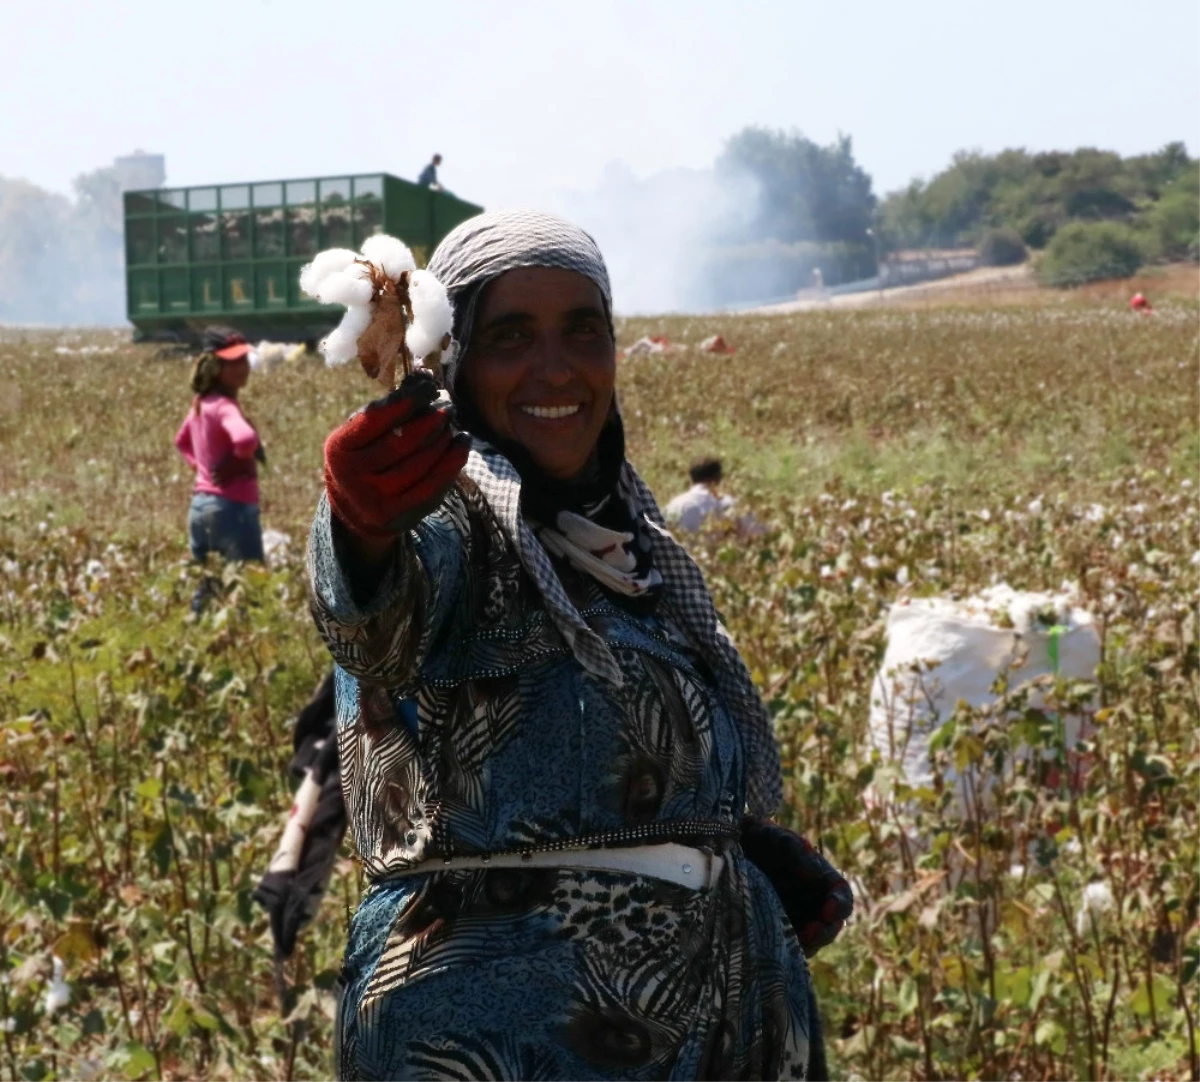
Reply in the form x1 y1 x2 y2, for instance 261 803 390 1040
306 374 470 685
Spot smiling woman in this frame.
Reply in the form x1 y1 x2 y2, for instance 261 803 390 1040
306 210 848 1081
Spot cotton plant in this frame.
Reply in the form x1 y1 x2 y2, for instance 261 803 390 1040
299 235 455 391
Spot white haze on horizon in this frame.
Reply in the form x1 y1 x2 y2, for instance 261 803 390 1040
545 161 761 315
0 159 762 327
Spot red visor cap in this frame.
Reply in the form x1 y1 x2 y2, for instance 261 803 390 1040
215 337 252 361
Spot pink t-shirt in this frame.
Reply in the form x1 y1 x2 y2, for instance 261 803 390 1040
175 394 260 505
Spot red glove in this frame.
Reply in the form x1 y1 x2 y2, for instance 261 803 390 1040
740 817 854 956
324 371 471 542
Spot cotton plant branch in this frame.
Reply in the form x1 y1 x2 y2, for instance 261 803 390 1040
300 235 455 391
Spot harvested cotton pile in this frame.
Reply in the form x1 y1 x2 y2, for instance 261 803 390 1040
869 584 1101 813
622 335 674 358
251 341 309 371
262 528 292 564
300 236 454 390
698 334 736 355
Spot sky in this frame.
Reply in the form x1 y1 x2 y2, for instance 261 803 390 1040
2 0 1197 209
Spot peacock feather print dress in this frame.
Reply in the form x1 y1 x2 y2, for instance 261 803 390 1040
308 448 814 1081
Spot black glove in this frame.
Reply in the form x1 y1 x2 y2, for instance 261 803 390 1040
740 816 853 957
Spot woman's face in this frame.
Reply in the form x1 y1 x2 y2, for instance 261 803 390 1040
217 357 250 393
463 267 616 480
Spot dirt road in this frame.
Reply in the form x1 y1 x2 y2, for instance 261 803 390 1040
745 265 1035 314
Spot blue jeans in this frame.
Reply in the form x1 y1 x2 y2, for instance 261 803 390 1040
188 494 264 563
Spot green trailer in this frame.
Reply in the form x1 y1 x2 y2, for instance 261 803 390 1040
123 173 482 344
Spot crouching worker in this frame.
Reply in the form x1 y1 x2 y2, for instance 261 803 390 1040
175 326 266 611
308 211 850 1081
667 456 765 538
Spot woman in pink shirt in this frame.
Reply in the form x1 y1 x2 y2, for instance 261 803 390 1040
175 328 265 601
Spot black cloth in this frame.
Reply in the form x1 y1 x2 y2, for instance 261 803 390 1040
739 816 854 958
253 671 347 959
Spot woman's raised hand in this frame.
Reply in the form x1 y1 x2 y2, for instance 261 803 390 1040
324 371 471 546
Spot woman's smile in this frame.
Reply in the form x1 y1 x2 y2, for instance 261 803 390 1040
517 403 583 420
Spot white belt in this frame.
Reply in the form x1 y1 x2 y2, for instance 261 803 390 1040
383 842 725 892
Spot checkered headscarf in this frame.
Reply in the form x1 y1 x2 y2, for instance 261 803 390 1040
427 209 614 399
429 209 782 816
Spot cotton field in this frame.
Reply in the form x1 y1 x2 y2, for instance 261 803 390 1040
0 297 1196 1081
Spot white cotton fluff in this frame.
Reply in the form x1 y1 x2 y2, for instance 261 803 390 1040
1075 881 1115 937
44 957 69 1015
361 234 416 280
306 238 452 373
298 248 358 299
262 528 291 561
406 270 454 359
320 305 373 367
314 265 375 308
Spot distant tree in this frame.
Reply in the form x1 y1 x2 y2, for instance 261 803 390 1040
1127 141 1194 199
1140 167 1200 261
0 178 70 323
66 166 127 324
878 179 932 250
978 227 1028 266
0 166 128 326
1147 188 1200 260
1053 148 1137 220
1039 221 1144 287
716 127 876 246
878 143 1196 255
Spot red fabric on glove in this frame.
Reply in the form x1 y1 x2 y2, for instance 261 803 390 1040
324 372 471 542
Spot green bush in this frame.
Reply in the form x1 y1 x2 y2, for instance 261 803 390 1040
1192 236 1199 263
1140 170 1200 262
978 226 1028 266
1038 221 1144 287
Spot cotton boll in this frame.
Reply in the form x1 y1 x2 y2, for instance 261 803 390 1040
299 248 358 299
44 956 69 1015
406 270 454 358
321 325 358 368
361 235 416 279
436 338 459 376
1074 881 1115 938
315 266 375 308
320 306 372 367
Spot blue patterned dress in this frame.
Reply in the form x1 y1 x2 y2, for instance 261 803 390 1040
308 459 814 1081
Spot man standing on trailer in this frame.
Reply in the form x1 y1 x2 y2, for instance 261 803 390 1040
418 153 443 190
